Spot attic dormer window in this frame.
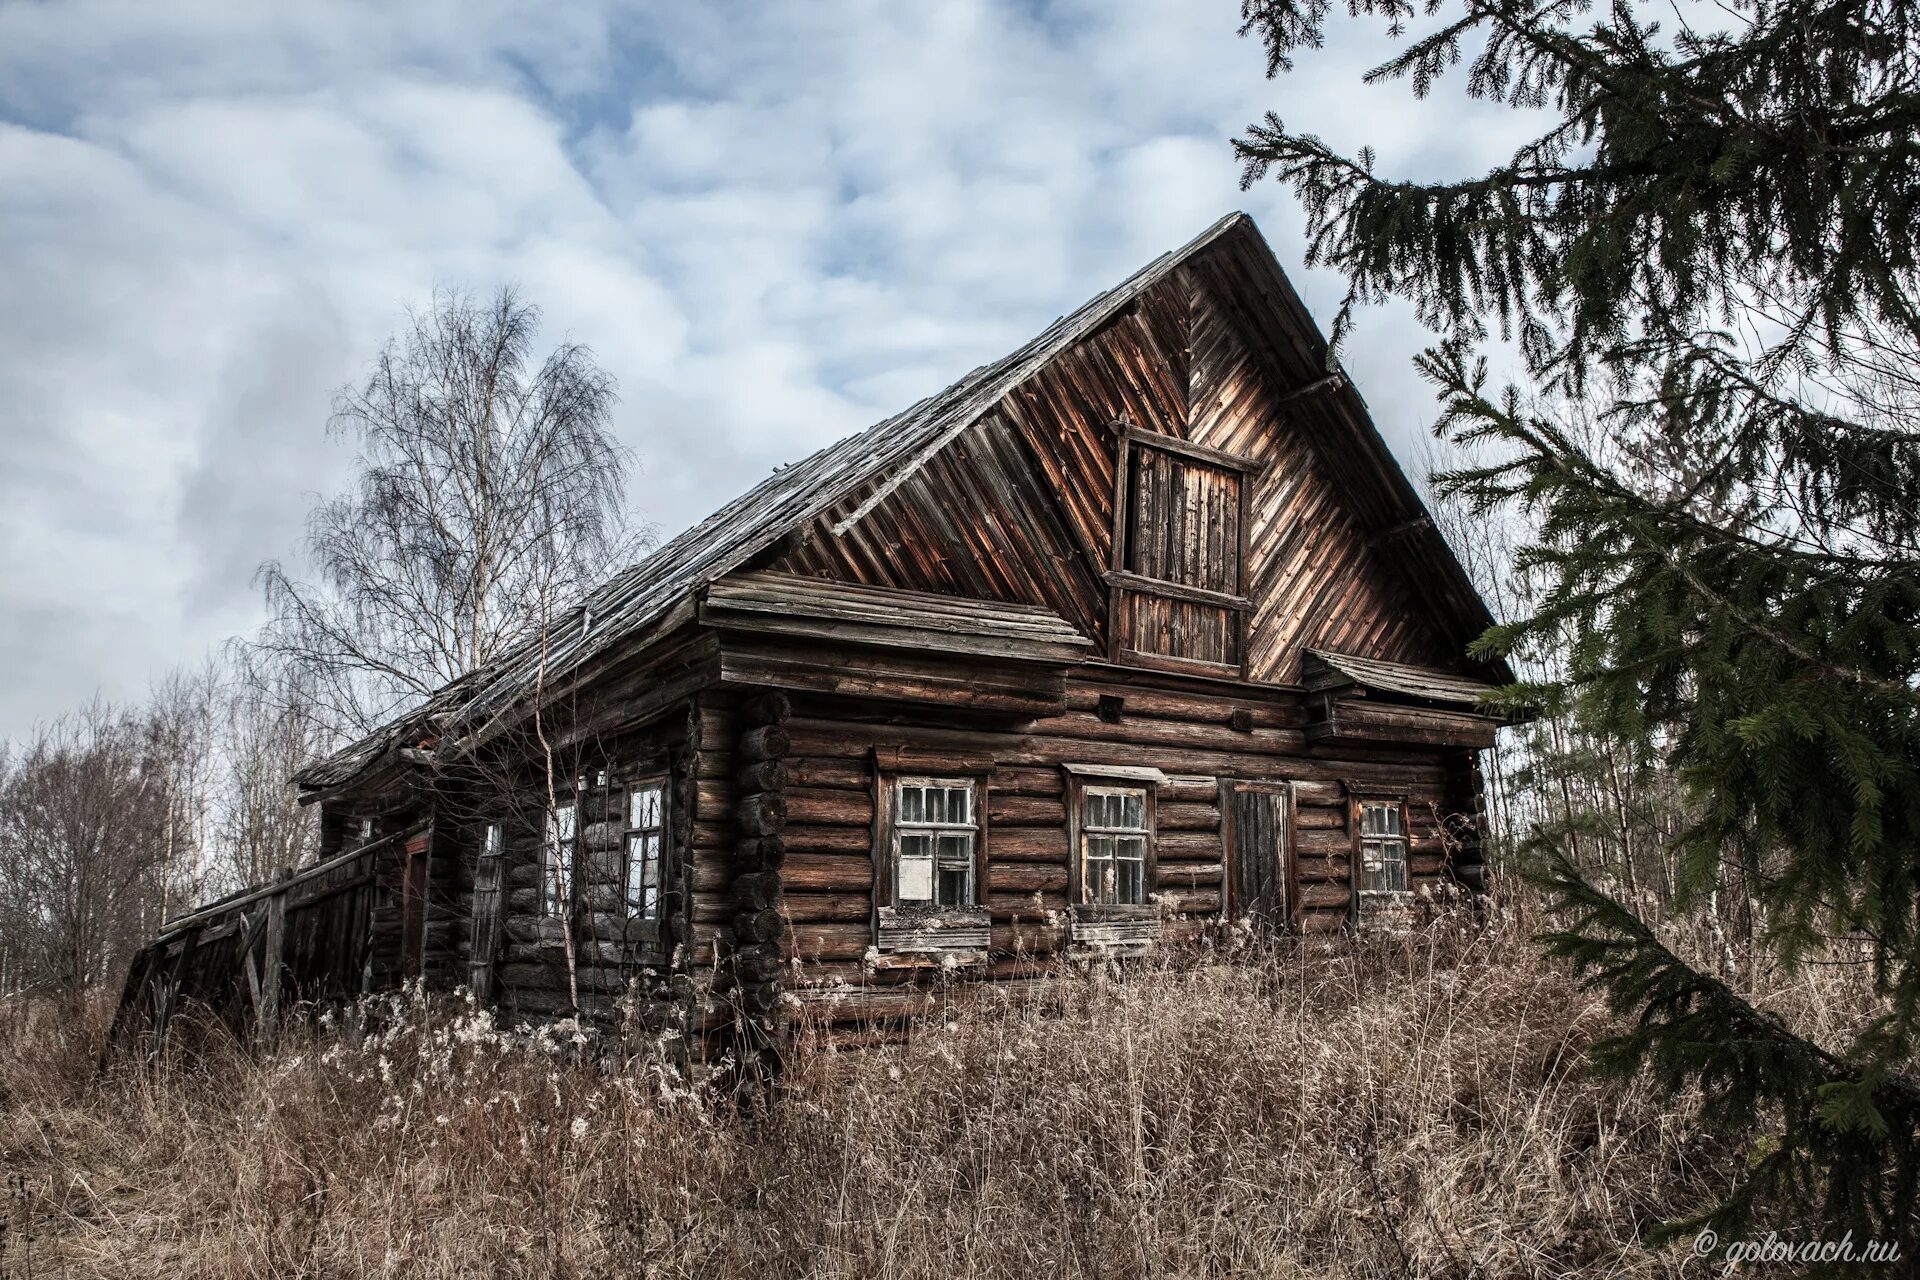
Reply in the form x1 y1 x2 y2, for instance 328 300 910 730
1106 426 1257 674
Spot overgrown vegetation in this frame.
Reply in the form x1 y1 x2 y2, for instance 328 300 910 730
0 912 1885 1278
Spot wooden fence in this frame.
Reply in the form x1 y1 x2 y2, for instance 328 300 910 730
111 832 393 1049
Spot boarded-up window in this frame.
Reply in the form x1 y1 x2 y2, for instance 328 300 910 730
1125 448 1244 595
1108 429 1256 673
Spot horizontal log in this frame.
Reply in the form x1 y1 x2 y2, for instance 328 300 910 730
991 827 1068 861
741 690 792 726
734 942 784 983
989 794 1064 826
689 859 731 894
1299 883 1354 910
1157 801 1220 832
990 921 1068 956
786 787 872 827
737 835 787 868
1157 777 1223 804
1295 828 1352 856
791 986 941 1025
1156 831 1222 859
1061 683 1300 728
736 793 786 836
734 908 788 944
733 870 782 911
786 757 870 790
782 893 870 924
784 718 1449 788
1296 807 1346 830
1158 888 1221 915
782 853 875 893
502 987 620 1018
737 760 789 794
989 863 1068 894
1295 855 1350 884
782 825 872 856
987 890 1069 917
788 922 872 962
1156 861 1223 887
989 767 1065 797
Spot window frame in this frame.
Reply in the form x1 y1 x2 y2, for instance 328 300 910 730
1349 793 1413 925
1065 766 1161 920
1104 425 1259 676
870 757 993 957
540 798 577 918
884 776 982 911
620 773 670 930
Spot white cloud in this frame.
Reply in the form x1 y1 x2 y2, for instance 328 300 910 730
0 0 1531 740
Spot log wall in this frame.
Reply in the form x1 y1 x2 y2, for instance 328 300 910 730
766 669 1484 1026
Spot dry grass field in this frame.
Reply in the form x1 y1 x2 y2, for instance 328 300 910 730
0 908 1869 1278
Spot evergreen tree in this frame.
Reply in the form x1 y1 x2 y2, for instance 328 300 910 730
1236 0 1920 1247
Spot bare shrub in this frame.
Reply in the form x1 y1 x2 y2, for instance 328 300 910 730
2 913 1870 1278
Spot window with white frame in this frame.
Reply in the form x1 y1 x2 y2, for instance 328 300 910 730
1357 800 1408 893
892 778 978 909
541 801 576 916
623 780 666 920
1080 785 1150 906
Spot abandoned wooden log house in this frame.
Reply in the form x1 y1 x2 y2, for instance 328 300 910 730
114 212 1516 1055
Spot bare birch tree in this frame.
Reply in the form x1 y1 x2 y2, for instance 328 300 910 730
255 285 646 737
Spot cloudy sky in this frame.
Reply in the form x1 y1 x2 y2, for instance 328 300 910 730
0 0 1530 743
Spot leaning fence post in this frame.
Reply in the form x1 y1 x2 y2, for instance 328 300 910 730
258 882 287 1042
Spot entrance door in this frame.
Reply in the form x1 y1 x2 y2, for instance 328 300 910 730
1229 784 1291 927
400 832 430 980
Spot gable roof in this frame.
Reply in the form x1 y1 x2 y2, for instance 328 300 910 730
296 212 1506 793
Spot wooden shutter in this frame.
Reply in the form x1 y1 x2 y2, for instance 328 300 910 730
468 825 508 1000
1108 429 1256 673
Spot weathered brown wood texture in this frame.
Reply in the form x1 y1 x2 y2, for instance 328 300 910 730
771 674 1478 1007
776 266 1453 685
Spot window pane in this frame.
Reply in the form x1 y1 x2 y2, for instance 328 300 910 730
899 784 925 824
899 852 935 903
629 784 662 830
625 833 660 917
1116 857 1145 905
935 832 973 866
937 864 971 907
1090 790 1121 832
1120 791 1145 830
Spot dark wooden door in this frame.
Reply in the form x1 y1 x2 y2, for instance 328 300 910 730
400 833 430 980
1230 785 1291 926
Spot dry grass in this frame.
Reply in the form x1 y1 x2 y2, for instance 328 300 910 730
0 911 1858 1278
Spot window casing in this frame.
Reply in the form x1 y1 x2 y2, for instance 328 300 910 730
538 771 671 936
892 779 978 908
1080 786 1150 906
623 780 667 921
1064 766 1162 953
541 801 575 917
1357 800 1408 893
872 764 991 957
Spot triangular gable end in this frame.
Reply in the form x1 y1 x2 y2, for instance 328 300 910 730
773 217 1504 688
